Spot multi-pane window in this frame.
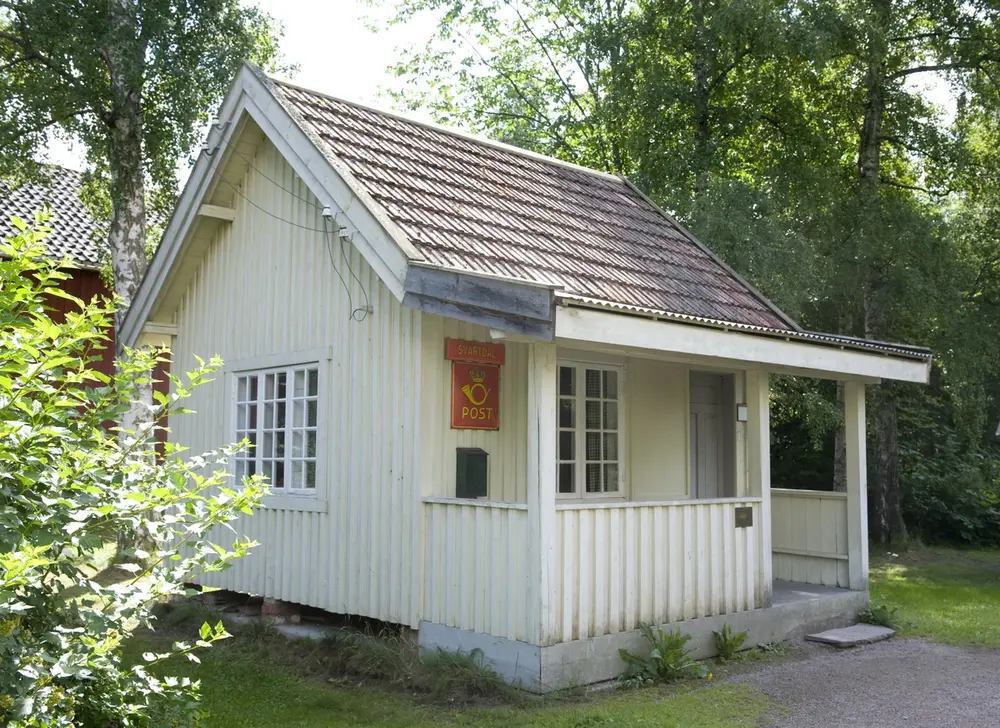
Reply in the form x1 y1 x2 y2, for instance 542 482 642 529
557 363 622 498
234 364 319 493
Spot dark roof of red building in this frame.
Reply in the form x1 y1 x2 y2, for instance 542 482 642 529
271 79 798 332
0 166 102 269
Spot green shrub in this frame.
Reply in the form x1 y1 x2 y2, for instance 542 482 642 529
858 602 900 629
0 215 266 726
713 624 748 662
619 624 709 685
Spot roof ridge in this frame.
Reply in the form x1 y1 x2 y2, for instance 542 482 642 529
267 75 626 184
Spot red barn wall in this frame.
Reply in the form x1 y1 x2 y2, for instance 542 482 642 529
45 268 170 447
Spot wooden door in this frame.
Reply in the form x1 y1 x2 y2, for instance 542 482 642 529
690 372 725 498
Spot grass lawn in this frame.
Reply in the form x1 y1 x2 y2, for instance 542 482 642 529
127 632 774 728
870 546 1000 646
123 545 1000 727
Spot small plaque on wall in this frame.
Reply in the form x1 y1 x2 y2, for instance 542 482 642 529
735 506 753 528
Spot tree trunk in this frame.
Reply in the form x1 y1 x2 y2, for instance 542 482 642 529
833 381 847 492
691 0 712 196
855 0 906 543
105 0 154 558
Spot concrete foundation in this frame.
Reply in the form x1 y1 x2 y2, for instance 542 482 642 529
419 580 869 691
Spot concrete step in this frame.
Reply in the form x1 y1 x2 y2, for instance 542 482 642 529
805 624 895 648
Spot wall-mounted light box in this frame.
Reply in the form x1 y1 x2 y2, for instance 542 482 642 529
736 403 748 422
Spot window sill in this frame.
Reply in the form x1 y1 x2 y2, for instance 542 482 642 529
260 495 328 513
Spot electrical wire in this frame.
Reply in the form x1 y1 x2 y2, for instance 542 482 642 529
222 180 330 232
206 133 372 321
323 217 371 323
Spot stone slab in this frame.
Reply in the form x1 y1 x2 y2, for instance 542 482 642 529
805 623 895 647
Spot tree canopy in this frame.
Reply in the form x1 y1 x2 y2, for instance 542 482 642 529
378 0 1000 544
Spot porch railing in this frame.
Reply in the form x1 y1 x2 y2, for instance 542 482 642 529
771 488 848 588
552 498 762 643
422 498 531 642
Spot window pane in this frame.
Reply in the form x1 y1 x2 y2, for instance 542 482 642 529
308 369 319 397
264 403 274 428
237 403 247 429
248 375 258 401
559 398 575 428
292 431 304 458
274 460 284 488
265 374 274 400
603 370 618 400
248 403 257 429
604 463 619 492
307 400 318 427
294 369 306 397
237 377 248 403
263 432 273 457
586 432 601 461
247 459 257 477
235 459 245 482
585 369 601 398
586 464 601 492
604 433 618 461
277 373 286 399
307 431 317 458
603 401 618 430
293 400 305 427
275 432 285 457
247 432 256 450
559 366 575 396
559 431 575 461
586 401 601 430
305 461 316 488
558 463 575 494
291 461 303 489
276 402 286 428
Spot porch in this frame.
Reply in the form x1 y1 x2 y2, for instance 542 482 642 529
416 334 871 688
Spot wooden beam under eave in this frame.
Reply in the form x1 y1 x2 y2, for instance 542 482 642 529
197 204 237 222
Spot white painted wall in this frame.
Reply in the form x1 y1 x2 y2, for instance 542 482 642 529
171 138 423 626
628 358 690 500
550 499 761 645
422 500 531 642
419 318 528 502
771 489 849 587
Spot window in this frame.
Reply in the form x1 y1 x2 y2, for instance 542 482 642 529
557 363 622 498
234 364 319 494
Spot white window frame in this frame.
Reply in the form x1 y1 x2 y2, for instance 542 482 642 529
556 360 626 500
226 350 328 511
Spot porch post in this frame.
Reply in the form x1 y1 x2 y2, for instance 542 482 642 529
527 342 558 646
746 370 772 607
844 380 869 590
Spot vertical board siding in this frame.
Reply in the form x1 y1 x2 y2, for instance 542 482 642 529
419 317 528 502
173 139 423 626
422 501 530 642
551 500 760 644
771 489 849 587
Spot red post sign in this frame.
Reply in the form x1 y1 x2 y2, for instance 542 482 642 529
451 362 500 430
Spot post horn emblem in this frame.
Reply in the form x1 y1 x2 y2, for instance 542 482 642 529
461 368 490 406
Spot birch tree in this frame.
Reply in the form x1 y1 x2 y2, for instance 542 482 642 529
0 0 285 554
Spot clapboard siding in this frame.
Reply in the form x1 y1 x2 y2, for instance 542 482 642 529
422 499 531 642
171 138 423 626
419 317 529 502
771 489 849 587
550 499 761 644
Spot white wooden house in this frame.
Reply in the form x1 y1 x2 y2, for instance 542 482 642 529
121 65 932 690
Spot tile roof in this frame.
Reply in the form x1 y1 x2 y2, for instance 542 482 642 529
269 79 796 332
0 166 102 269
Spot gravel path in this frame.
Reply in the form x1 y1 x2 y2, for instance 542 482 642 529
734 638 1000 728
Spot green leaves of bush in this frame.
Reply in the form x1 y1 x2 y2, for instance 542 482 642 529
0 215 266 726
619 624 709 685
713 624 748 662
